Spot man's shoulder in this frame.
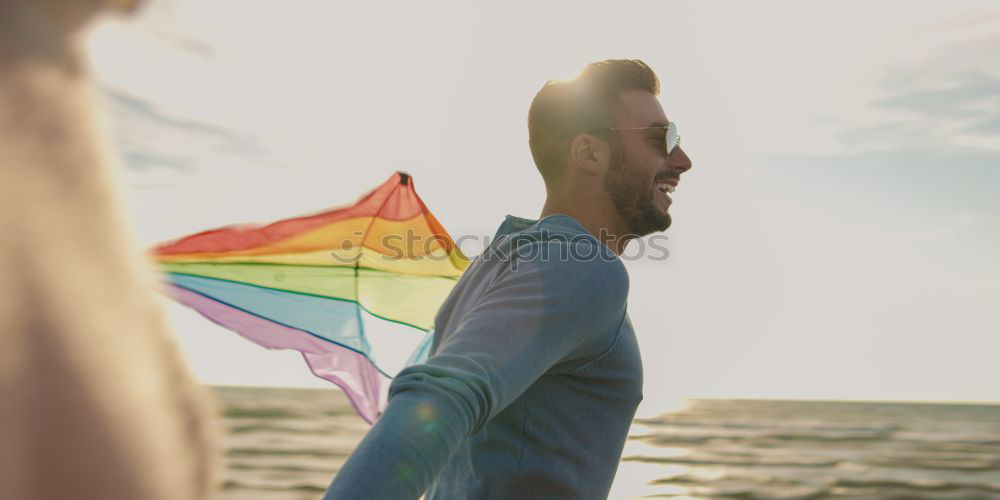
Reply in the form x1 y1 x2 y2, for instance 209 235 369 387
487 223 628 299
490 218 611 258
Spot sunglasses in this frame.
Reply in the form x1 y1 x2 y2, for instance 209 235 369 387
592 122 681 155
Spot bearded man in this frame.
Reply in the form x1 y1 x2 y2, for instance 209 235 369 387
325 59 693 500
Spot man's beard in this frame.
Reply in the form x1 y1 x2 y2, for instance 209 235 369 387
603 146 671 237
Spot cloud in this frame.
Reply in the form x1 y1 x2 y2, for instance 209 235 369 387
874 70 1000 120
964 115 1000 136
101 87 270 176
768 9 1000 176
755 145 1000 253
152 29 216 59
108 88 233 137
121 151 195 173
838 22 1000 154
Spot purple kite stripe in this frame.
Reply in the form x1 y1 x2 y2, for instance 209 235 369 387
169 284 389 423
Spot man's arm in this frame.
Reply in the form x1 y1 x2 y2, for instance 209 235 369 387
323 239 628 499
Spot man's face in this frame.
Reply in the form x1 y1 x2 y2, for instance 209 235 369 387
602 89 693 237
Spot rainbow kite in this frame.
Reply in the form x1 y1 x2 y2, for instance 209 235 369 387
153 172 468 423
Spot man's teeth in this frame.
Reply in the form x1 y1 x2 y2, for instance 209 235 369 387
656 182 676 194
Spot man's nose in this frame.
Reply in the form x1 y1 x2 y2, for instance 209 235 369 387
669 146 693 173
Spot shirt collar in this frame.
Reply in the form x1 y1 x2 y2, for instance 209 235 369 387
492 213 589 239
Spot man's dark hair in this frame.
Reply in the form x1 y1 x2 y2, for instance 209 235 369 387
528 59 660 182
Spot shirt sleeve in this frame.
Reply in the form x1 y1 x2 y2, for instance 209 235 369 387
323 239 629 500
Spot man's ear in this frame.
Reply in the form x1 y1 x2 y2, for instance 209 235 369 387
569 133 610 175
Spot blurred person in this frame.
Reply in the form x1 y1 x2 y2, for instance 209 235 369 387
0 1 217 499
325 59 693 499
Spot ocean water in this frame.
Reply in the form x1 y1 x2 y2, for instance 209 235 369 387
215 386 1000 499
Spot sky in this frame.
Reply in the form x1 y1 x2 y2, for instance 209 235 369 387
86 0 1000 417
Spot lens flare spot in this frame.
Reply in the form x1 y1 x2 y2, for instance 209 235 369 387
397 464 414 482
416 402 436 422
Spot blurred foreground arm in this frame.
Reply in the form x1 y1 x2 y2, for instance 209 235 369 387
0 1 217 499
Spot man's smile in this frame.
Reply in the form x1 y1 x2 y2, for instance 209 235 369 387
653 176 678 210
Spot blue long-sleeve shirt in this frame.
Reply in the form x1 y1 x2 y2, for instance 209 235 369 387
324 214 644 499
